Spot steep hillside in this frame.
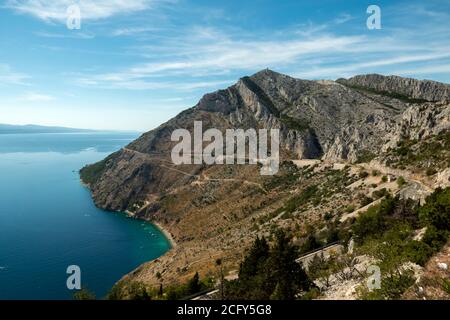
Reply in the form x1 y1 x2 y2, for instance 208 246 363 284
80 70 450 298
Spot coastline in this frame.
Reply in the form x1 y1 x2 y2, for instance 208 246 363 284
151 220 177 249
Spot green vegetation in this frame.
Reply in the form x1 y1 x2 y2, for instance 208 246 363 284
280 114 310 131
241 76 312 132
387 131 450 171
359 171 369 179
80 152 118 185
241 76 280 117
359 270 416 300
351 188 450 299
224 232 313 299
397 176 406 187
419 187 450 231
108 272 213 300
283 185 319 214
73 288 96 300
339 82 429 104
356 150 376 164
372 188 389 199
442 278 450 295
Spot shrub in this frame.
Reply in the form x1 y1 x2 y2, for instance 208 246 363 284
356 150 376 163
403 241 433 266
397 176 406 187
422 226 448 253
360 195 374 207
345 205 355 213
418 187 450 230
73 288 96 300
425 168 437 176
352 204 385 243
360 271 415 300
359 171 369 179
381 175 388 183
372 188 389 199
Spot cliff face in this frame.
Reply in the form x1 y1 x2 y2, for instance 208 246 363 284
80 70 450 212
338 74 450 102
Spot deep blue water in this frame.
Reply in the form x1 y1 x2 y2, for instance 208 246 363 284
0 132 170 300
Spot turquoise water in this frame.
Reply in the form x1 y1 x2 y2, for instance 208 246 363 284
0 133 170 300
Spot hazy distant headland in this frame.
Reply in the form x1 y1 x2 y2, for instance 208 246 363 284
0 124 97 134
0 124 141 135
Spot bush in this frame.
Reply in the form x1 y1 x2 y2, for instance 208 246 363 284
359 195 374 207
352 204 385 243
360 271 415 300
381 175 388 183
372 188 389 199
403 241 433 266
397 176 406 187
359 171 369 179
345 205 355 213
352 196 397 243
419 187 450 230
73 288 96 300
422 226 448 253
426 168 437 176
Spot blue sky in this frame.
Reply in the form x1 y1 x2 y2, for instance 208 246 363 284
1 0 450 131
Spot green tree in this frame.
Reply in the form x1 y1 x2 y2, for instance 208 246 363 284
268 231 313 299
187 272 201 295
419 187 450 230
73 288 96 300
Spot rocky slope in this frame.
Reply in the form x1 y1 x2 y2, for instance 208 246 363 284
81 70 449 212
80 70 450 295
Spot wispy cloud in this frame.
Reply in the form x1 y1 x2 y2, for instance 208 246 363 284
0 64 30 85
294 52 450 79
18 92 56 102
76 76 233 91
75 27 366 90
5 0 172 22
112 26 161 37
333 13 353 24
34 31 95 39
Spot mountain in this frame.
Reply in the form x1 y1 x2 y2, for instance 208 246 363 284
81 70 450 210
0 124 96 134
80 70 450 299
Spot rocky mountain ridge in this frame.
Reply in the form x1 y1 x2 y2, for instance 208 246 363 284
81 70 449 213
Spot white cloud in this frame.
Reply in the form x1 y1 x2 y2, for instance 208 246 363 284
5 0 170 22
34 31 95 39
112 26 161 36
333 13 353 24
76 76 232 91
75 30 366 90
19 92 56 102
294 52 450 79
0 64 30 85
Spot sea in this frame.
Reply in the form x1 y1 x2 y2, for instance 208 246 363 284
0 132 170 299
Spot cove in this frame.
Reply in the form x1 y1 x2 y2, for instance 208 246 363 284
0 132 171 299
